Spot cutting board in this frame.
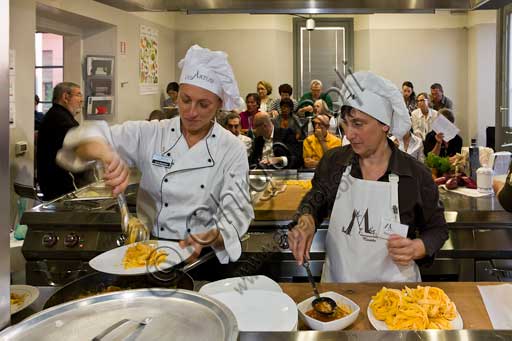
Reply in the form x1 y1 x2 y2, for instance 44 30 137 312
253 182 311 221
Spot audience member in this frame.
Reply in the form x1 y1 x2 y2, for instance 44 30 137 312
34 94 44 131
313 99 339 136
424 108 462 157
303 114 341 169
240 93 260 130
402 81 416 114
394 129 424 163
148 109 170 121
163 82 179 107
223 112 253 157
257 80 273 112
268 83 298 118
250 112 301 169
272 98 303 140
430 83 453 111
297 80 333 117
411 92 438 140
37 82 93 200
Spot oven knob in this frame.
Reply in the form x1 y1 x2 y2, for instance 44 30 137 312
42 233 58 247
64 233 79 247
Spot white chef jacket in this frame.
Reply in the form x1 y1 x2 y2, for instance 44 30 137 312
411 108 438 141
59 117 254 264
396 133 425 163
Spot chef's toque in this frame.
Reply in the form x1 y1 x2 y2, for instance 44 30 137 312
179 45 241 111
340 71 411 138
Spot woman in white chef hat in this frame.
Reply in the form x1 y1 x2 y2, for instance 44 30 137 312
288 71 448 282
57 45 254 263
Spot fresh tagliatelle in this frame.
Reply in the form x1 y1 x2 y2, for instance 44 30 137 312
370 286 457 330
122 242 167 269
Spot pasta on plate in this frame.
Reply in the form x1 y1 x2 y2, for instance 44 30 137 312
370 286 457 330
122 241 168 269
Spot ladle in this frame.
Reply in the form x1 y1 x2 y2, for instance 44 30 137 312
303 259 337 315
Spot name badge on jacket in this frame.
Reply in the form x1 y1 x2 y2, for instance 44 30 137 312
152 153 173 168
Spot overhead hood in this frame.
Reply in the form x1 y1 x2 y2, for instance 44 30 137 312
94 0 507 14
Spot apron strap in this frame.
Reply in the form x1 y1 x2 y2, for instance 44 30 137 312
388 173 400 222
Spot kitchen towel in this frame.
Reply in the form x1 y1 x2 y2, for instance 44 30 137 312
478 284 512 329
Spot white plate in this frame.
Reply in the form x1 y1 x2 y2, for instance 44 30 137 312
199 275 282 295
11 285 39 315
367 299 463 330
89 241 194 275
209 290 297 332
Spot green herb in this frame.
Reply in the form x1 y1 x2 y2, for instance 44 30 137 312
425 152 452 174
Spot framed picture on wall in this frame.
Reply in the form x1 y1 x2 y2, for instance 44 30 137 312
86 56 114 77
87 96 114 116
88 78 112 96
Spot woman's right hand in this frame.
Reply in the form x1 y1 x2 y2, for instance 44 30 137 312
287 214 316 265
103 152 130 196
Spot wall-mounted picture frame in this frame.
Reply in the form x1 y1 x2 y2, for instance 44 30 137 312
88 78 112 96
87 96 114 116
86 56 114 77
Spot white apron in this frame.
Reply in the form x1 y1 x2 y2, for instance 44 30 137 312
321 165 421 282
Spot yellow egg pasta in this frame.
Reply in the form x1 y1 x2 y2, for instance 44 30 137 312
122 242 167 269
370 286 457 330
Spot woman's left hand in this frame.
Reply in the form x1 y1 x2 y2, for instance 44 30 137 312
179 228 224 261
387 235 426 266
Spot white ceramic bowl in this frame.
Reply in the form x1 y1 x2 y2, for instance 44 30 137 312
297 291 360 331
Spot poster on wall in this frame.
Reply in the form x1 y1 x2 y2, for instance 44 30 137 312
139 24 159 95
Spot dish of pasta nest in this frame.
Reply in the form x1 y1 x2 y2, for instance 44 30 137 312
122 241 168 269
368 286 462 330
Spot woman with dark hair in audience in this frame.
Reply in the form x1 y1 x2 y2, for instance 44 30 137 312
163 82 179 108
257 80 273 113
240 93 261 130
273 98 302 140
402 81 416 114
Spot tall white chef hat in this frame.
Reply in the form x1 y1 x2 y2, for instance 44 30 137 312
178 45 241 111
340 71 411 138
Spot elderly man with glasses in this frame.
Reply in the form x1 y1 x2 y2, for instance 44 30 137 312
37 82 92 200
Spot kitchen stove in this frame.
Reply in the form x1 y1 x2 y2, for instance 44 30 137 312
20 184 137 286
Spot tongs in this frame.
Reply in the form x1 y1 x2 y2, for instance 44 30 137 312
117 192 149 244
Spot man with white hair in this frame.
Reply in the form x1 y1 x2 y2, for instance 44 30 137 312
37 82 92 200
297 79 333 117
288 71 448 283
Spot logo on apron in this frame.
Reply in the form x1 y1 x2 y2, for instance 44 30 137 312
341 208 378 242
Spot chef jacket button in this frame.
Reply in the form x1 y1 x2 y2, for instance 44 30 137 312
171 128 175 132
167 153 170 157
160 227 164 231
200 185 204 189
164 178 168 183
212 134 216 138
164 203 168 207
208 159 212 163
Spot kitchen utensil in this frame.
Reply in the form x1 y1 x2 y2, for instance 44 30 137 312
117 193 149 244
303 259 337 315
92 316 152 341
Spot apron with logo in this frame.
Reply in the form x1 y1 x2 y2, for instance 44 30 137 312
321 165 421 282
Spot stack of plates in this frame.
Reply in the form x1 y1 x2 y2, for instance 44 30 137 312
200 276 297 332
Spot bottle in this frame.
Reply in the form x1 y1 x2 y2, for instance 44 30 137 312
469 138 480 181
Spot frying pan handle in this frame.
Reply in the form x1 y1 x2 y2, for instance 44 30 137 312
35 261 89 286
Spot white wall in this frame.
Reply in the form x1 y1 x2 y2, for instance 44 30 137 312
174 13 294 99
